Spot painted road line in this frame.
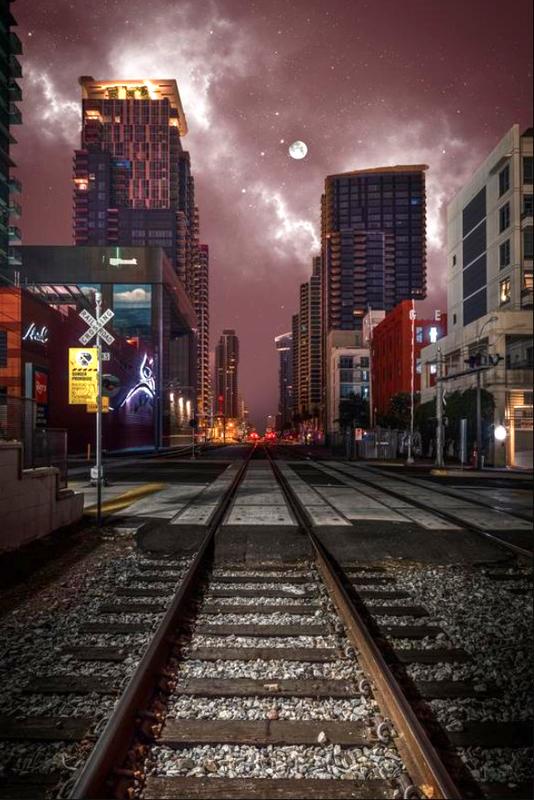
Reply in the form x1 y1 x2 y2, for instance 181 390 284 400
84 483 166 516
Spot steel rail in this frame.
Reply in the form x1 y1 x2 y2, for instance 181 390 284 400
355 461 533 524
69 445 256 800
265 447 462 800
279 445 532 560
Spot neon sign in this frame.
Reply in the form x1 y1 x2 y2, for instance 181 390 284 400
22 323 49 344
119 353 155 408
109 257 138 267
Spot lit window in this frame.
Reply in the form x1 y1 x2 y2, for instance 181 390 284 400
430 363 437 375
524 271 533 292
415 326 423 343
500 277 511 304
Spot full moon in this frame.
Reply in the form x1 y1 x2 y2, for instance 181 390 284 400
289 140 308 160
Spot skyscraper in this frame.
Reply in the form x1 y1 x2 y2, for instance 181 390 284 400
274 331 293 429
0 0 22 276
215 329 239 420
72 77 208 415
195 244 210 424
321 165 427 332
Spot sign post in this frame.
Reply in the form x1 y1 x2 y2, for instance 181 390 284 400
77 296 115 527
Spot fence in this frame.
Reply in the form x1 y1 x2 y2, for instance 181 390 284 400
0 396 68 487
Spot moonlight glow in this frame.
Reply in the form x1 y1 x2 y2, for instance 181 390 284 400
289 140 308 160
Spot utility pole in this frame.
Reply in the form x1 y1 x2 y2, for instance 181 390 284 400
366 304 374 429
476 369 482 470
435 346 444 468
95 290 103 527
407 301 415 464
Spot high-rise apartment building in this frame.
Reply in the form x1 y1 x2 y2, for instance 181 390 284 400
195 243 210 424
274 331 293 429
72 77 209 415
421 125 533 468
215 329 239 420
321 165 427 333
291 257 322 438
0 0 22 275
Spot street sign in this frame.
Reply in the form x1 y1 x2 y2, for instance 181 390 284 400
86 396 110 413
102 352 111 362
79 307 115 346
68 348 98 404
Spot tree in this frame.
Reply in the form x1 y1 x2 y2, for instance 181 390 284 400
414 388 495 459
378 392 420 430
338 393 369 430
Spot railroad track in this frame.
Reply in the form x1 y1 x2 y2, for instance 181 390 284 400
1 446 530 799
276 445 533 559
63 444 462 800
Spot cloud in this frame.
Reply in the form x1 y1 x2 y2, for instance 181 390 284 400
25 65 80 142
114 287 151 304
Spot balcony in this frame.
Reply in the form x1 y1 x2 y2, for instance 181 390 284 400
9 177 21 194
9 103 21 125
9 55 22 78
9 32 22 55
8 225 21 241
8 80 21 102
8 246 21 266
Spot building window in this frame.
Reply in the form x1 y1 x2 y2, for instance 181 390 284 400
523 195 533 217
452 254 457 266
499 202 510 233
500 277 511 304
523 270 533 293
360 356 369 368
524 227 533 259
0 330 7 367
339 356 353 369
500 239 511 268
415 358 422 374
499 164 510 196
415 326 423 343
453 313 457 324
524 156 533 184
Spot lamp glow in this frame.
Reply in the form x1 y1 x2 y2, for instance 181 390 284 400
494 424 507 441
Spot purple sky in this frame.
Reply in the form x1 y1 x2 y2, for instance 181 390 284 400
15 0 533 426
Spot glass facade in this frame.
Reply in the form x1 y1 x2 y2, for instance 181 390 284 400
112 283 152 338
323 167 426 332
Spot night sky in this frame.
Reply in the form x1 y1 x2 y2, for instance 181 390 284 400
15 0 533 427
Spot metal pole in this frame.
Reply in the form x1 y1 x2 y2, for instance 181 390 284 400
407 301 415 465
435 346 444 468
95 291 103 527
476 370 482 470
367 304 374 429
191 423 195 459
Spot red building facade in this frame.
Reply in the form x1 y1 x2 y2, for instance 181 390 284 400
371 300 447 418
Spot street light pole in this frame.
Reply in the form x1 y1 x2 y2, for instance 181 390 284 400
474 316 497 470
407 300 415 465
435 346 444 468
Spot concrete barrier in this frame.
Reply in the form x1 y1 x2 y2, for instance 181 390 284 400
0 441 84 552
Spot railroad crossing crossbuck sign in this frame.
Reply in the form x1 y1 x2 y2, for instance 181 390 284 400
79 307 115 346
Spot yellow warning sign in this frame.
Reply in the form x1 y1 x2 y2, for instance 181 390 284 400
86 396 110 414
69 348 98 404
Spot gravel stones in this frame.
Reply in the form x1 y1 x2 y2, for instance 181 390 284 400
145 743 404 782
166 695 368 721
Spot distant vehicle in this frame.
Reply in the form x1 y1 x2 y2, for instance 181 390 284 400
264 431 277 441
248 431 260 442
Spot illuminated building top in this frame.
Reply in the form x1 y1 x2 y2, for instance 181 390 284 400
79 76 188 135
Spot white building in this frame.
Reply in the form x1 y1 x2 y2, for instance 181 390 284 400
326 330 370 439
421 125 533 467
